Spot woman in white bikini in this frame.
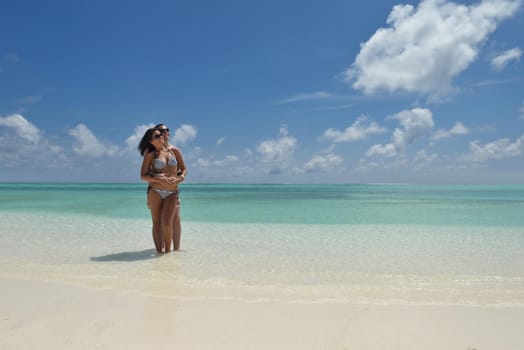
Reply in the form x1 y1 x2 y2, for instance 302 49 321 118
155 124 187 251
138 128 185 253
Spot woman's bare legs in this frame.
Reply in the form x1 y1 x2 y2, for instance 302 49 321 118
161 193 178 253
147 189 163 253
172 198 181 250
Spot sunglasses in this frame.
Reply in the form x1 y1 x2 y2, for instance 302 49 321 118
158 128 170 134
153 134 163 139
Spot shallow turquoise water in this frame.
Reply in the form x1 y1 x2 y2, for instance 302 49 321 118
1 183 524 226
1 183 524 303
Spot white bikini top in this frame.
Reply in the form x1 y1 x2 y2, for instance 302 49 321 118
153 155 177 170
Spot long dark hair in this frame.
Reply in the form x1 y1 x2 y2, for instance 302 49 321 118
138 128 158 156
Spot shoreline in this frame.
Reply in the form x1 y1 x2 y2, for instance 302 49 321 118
3 266 524 307
2 277 524 349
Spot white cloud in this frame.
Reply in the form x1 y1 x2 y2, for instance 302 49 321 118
0 114 41 143
432 121 469 140
367 108 434 157
465 134 524 161
0 114 64 170
345 0 522 97
319 144 336 154
126 123 155 152
196 155 239 168
213 155 239 167
322 116 387 142
412 149 437 169
69 124 119 157
450 122 469 134
303 153 343 172
172 124 197 145
256 125 297 174
193 154 257 180
279 91 332 104
356 159 379 172
413 149 436 162
196 158 210 168
392 108 435 144
366 143 398 157
216 155 239 166
491 47 522 70
356 156 409 172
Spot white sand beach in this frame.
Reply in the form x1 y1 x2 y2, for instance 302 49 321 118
2 277 524 350
2 186 524 349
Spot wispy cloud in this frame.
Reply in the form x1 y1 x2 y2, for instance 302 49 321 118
278 91 333 104
491 47 522 71
474 78 523 87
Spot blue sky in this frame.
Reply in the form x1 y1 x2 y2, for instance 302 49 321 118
1 0 523 183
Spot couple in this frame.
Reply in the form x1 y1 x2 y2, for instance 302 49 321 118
138 124 187 253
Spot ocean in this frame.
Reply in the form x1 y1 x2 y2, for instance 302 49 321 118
1 183 524 305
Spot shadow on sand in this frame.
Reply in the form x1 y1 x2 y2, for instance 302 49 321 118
90 248 161 262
